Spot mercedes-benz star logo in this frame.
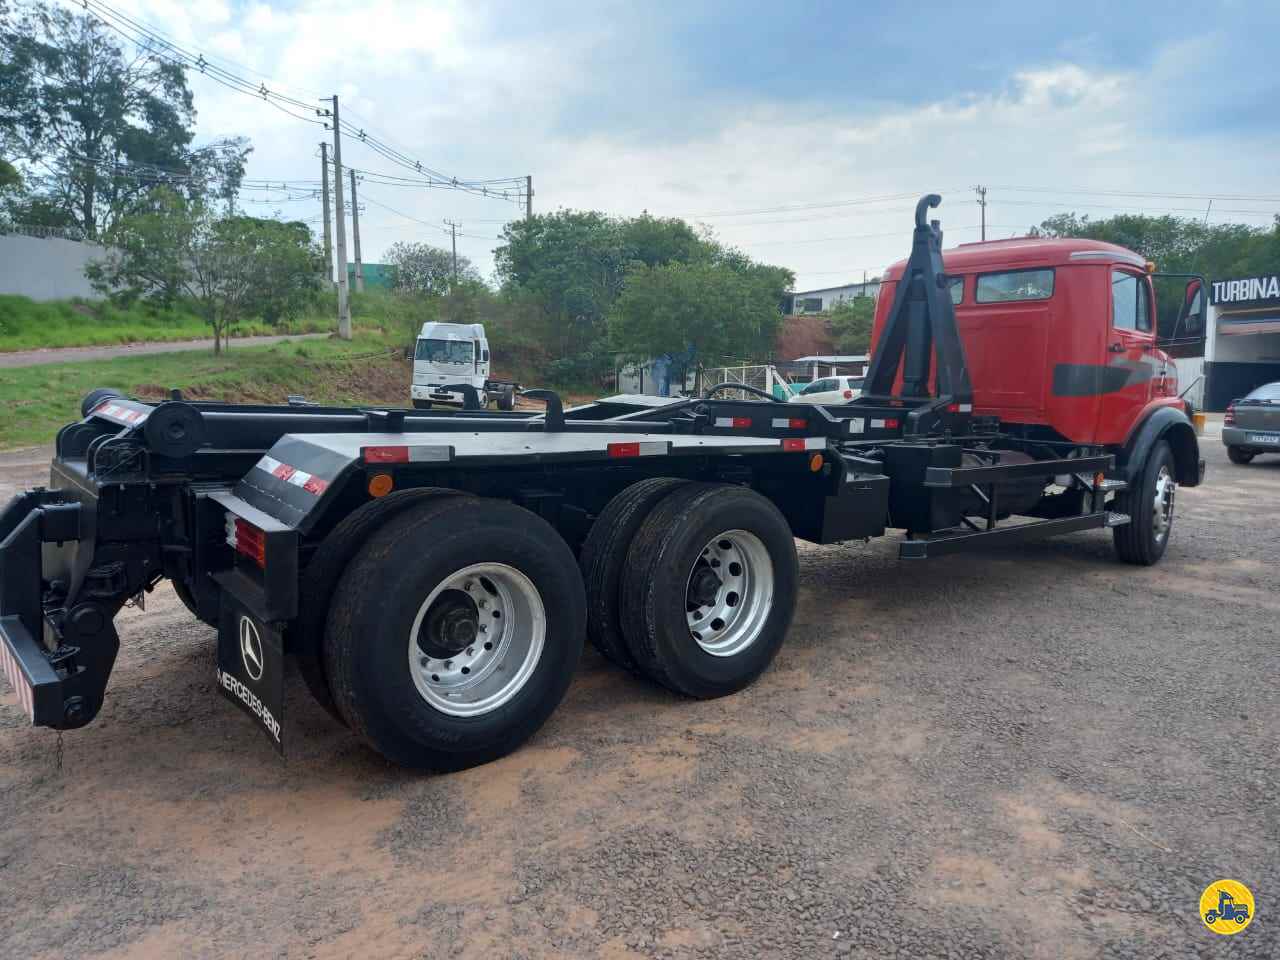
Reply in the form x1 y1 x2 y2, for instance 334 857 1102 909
239 615 265 682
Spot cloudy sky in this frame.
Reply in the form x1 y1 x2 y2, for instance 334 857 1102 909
96 0 1280 289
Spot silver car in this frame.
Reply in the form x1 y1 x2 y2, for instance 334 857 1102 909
1223 382 1280 464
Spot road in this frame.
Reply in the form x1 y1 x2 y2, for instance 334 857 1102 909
0 438 1275 959
0 332 331 368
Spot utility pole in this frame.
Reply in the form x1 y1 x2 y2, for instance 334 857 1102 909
974 185 988 241
329 95 351 339
319 143 333 286
526 175 532 221
444 219 460 286
349 168 364 293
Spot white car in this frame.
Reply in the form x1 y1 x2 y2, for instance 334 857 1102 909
790 376 864 404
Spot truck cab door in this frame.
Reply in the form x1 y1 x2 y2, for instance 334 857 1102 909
1095 268 1158 443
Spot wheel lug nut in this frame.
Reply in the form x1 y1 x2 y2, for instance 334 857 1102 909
466 647 474 656
478 599 487 609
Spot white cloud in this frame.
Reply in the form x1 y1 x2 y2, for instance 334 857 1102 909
79 2 1280 288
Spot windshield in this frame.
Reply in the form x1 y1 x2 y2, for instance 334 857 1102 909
415 338 474 365
1244 382 1280 402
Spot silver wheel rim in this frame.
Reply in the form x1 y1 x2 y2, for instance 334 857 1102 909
685 530 774 657
408 562 545 717
1152 465 1176 544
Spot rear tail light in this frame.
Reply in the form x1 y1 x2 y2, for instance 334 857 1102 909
363 445 410 463
842 390 853 399
227 514 266 568
1224 403 1236 426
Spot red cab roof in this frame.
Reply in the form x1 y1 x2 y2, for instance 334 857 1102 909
881 237 1146 282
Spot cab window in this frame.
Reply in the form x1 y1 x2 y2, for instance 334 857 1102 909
1112 271 1153 333
948 277 964 305
802 379 832 395
975 268 1054 303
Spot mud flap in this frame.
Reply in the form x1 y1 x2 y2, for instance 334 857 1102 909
216 598 285 754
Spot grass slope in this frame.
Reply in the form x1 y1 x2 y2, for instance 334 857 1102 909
0 334 410 449
0 295 332 353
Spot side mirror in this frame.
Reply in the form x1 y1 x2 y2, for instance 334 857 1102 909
1177 279 1204 336
1153 273 1208 347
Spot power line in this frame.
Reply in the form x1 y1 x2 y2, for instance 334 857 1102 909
359 192 502 241
988 184 1280 203
74 0 530 203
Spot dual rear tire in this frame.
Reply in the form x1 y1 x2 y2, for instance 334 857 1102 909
315 479 797 770
582 481 799 698
322 496 584 770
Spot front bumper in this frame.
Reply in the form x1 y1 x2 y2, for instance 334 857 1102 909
411 383 466 403
1222 426 1280 450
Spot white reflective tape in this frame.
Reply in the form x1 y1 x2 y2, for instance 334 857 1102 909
286 470 312 487
257 455 282 475
771 418 792 429
958 403 972 413
871 419 886 429
804 437 827 450
407 446 454 462
714 417 734 428
848 418 865 434
635 441 668 456
1 642 34 722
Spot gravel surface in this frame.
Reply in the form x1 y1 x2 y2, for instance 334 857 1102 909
0 332 330 368
0 438 1275 959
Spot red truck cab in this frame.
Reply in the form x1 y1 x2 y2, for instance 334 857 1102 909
877 237 1186 447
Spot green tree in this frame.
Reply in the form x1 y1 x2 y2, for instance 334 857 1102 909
88 190 321 351
385 240 481 295
828 296 876 353
608 260 786 378
495 210 629 355
0 3 249 235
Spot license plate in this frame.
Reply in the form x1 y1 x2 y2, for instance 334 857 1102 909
216 600 285 753
1247 433 1280 444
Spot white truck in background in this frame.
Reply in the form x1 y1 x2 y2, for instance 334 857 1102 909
411 322 518 410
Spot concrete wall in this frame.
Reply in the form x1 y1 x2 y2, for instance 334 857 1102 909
0 234 108 301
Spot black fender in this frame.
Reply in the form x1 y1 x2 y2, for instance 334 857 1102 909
1117 406 1203 487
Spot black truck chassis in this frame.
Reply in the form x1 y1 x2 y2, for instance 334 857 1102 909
0 196 1203 769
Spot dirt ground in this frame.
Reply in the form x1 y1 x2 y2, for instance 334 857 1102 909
0 435 1275 959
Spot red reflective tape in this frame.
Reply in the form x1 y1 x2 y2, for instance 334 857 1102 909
731 417 752 428
363 445 410 463
884 418 900 429
607 442 641 458
789 417 806 429
272 463 296 481
781 438 806 451
303 476 329 495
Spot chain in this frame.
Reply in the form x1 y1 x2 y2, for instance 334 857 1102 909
54 730 64 774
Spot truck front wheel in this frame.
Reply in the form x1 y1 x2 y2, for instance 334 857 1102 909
323 497 585 770
1113 440 1176 566
620 483 798 698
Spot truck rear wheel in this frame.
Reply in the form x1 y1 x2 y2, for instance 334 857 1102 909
1113 440 1176 566
323 497 585 770
580 477 689 672
620 483 798 698
294 488 470 724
